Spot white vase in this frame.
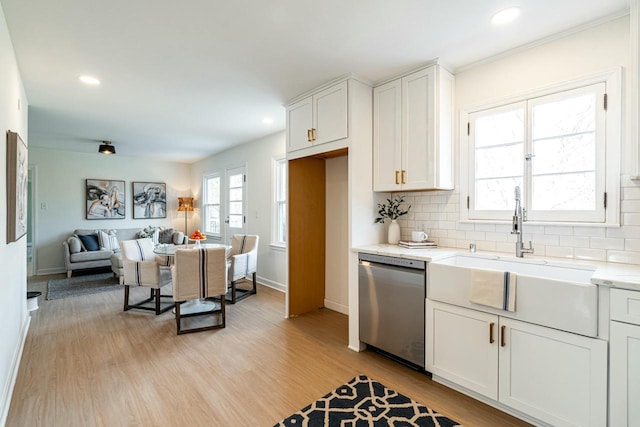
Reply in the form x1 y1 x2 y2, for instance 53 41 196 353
388 219 400 244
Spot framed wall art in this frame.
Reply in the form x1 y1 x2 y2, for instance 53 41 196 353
86 179 126 219
132 181 167 219
6 130 28 243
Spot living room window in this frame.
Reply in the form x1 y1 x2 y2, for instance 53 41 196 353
272 156 287 248
203 172 222 237
460 69 620 226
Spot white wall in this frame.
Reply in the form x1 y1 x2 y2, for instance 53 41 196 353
399 16 640 264
0 3 29 425
325 155 348 313
28 147 192 274
190 131 286 291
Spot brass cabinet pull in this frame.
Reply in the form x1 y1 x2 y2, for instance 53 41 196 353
395 171 399 185
489 322 495 344
307 129 311 142
500 325 506 347
311 128 316 141
401 170 406 184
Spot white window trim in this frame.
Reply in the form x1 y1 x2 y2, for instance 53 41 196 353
459 68 621 227
270 154 287 250
202 170 223 240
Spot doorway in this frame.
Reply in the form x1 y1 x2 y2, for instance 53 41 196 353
27 166 36 276
224 164 246 242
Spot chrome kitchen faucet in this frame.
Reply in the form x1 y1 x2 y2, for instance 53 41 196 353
511 186 534 257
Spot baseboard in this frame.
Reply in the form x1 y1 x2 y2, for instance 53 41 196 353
36 266 65 276
324 299 348 315
256 276 285 293
0 314 31 427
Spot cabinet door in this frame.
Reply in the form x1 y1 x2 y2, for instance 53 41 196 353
373 80 402 191
402 67 436 190
312 81 348 146
426 300 499 399
286 96 313 152
610 321 640 427
499 318 607 427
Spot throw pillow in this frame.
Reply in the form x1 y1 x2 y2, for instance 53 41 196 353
172 231 184 245
158 227 175 244
137 226 159 246
78 234 100 251
67 236 82 254
74 233 87 251
97 230 119 251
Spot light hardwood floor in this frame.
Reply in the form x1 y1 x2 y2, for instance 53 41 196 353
8 274 531 426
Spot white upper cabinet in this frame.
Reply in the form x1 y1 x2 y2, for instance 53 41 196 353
286 81 348 153
373 65 454 191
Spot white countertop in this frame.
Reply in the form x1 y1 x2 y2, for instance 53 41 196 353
353 243 640 291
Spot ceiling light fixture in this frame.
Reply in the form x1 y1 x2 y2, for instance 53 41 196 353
79 75 101 86
98 140 116 154
491 7 521 25
262 117 274 125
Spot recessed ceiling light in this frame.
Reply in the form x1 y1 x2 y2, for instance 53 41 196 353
79 75 101 86
262 117 274 125
491 7 521 25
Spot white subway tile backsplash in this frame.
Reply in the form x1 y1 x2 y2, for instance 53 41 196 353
590 237 625 250
574 248 607 262
476 241 497 251
621 200 640 213
495 242 514 254
607 250 640 264
625 239 640 252
623 213 640 226
448 229 467 239
485 232 509 242
475 224 496 232
559 235 590 248
608 226 640 239
574 227 606 237
545 246 575 259
531 234 559 246
543 226 573 236
623 187 640 200
457 223 475 231
466 231 486 241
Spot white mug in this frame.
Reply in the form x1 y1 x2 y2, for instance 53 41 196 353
411 231 428 242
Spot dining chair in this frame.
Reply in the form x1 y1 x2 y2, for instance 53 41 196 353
171 246 228 334
120 238 174 315
226 234 259 304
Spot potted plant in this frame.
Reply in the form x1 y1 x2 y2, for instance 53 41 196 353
375 196 411 244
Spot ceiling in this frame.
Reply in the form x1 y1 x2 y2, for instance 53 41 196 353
0 0 630 163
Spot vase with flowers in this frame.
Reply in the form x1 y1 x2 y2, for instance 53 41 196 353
375 196 411 244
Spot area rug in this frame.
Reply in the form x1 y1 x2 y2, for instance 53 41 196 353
47 272 122 300
274 375 460 427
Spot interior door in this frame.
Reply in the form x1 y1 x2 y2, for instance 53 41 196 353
224 165 246 242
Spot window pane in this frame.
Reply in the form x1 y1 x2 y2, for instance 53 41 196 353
533 134 595 175
229 214 243 228
278 202 287 242
475 108 524 148
229 174 243 188
229 201 242 215
277 161 287 201
206 177 220 203
475 143 523 179
475 177 522 211
532 172 595 211
229 188 243 202
532 92 595 140
205 205 220 234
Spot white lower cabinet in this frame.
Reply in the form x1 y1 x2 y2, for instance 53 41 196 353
610 288 640 426
426 300 607 427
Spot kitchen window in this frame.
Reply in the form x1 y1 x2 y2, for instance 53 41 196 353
202 172 222 237
272 156 287 248
461 70 620 226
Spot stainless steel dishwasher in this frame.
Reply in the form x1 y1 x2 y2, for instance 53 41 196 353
358 253 426 369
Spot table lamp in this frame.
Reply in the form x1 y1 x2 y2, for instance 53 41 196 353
178 197 194 235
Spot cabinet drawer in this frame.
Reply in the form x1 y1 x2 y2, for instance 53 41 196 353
611 288 640 325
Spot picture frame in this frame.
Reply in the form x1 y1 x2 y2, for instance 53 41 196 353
132 181 167 219
86 179 126 219
6 131 28 243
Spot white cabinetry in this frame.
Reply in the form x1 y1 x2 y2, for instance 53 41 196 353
286 80 348 153
373 65 454 191
426 300 607 427
610 288 640 426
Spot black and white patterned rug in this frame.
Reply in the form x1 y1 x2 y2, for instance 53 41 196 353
274 375 460 427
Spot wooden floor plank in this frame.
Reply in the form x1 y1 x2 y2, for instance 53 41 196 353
7 275 531 426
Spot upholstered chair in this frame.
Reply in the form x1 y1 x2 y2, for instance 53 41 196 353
120 238 174 315
226 234 259 304
171 247 228 334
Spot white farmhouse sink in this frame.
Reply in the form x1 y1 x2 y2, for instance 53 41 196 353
429 254 598 337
